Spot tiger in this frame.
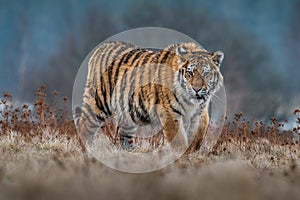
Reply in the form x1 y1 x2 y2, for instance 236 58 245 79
74 41 224 152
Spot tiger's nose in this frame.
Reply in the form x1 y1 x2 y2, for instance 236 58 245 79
193 87 201 93
193 86 207 93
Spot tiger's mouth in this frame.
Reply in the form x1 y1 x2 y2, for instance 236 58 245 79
194 94 207 101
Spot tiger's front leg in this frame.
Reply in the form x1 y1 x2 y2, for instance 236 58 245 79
186 110 209 153
158 110 188 151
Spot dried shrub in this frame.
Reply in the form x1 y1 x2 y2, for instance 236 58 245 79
0 85 299 155
0 85 76 140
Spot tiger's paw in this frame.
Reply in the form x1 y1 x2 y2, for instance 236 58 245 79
121 140 136 151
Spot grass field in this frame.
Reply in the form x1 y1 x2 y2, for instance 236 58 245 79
0 87 299 200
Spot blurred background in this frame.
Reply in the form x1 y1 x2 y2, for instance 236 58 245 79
0 0 299 120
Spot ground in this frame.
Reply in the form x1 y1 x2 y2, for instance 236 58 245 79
0 91 299 200
0 129 299 200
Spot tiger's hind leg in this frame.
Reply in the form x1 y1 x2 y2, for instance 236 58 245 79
74 99 105 147
118 125 137 151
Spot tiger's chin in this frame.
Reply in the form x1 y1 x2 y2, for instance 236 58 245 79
192 94 208 102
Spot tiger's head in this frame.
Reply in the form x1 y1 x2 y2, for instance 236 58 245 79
169 42 224 105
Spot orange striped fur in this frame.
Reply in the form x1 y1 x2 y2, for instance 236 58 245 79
75 41 224 151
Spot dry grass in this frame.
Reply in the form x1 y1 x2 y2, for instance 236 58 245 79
0 86 300 200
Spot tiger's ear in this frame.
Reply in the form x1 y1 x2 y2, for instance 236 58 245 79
211 51 224 67
176 46 187 56
175 53 188 67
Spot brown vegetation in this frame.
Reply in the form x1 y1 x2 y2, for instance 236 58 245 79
0 86 299 200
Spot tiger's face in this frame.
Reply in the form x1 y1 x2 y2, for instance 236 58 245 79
175 44 224 104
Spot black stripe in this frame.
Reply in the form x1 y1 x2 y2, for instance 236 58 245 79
101 42 116 69
104 44 120 99
83 102 97 119
121 133 134 139
104 42 119 68
137 92 151 123
140 52 153 65
81 110 99 128
157 58 162 83
154 84 159 104
83 94 90 100
113 46 127 82
83 101 105 122
103 91 112 116
120 68 128 111
138 53 152 111
99 44 112 86
107 60 115 102
115 44 132 59
124 49 139 64
179 69 187 89
88 88 95 98
131 50 146 66
155 62 161 105
172 89 186 113
155 51 167 105
90 47 102 88
95 89 108 116
170 104 182 116
112 51 132 108
126 50 145 111
98 45 110 115
110 43 133 96
179 67 185 78
147 55 154 87
128 94 136 124
154 52 160 63
135 50 149 96
99 64 112 116
177 71 181 83
116 126 120 135
134 108 144 124
173 89 180 103
160 51 170 64
114 54 126 84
